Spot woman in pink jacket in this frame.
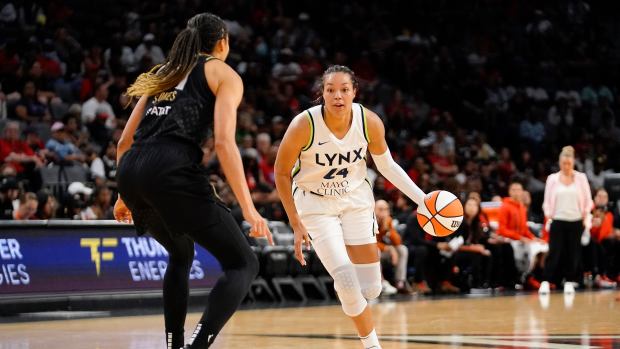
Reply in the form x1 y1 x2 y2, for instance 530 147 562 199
539 146 593 294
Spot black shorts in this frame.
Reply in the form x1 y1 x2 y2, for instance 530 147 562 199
117 141 225 237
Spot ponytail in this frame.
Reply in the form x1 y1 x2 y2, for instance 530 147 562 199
126 27 202 99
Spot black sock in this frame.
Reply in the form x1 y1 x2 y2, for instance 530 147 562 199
166 331 184 349
188 323 217 348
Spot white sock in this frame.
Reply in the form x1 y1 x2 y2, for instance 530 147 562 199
360 329 381 349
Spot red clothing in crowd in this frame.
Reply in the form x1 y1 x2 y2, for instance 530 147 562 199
0 139 35 173
498 197 535 240
590 211 614 243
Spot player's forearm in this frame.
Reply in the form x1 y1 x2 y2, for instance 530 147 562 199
274 173 302 226
117 137 133 164
117 96 146 164
372 150 425 206
215 140 254 213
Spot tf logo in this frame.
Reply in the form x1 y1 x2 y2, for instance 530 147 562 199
80 238 118 276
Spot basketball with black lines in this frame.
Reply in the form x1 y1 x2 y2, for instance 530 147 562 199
416 191 463 237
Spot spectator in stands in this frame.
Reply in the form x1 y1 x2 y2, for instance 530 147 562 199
435 129 455 158
255 133 272 161
0 122 41 171
271 48 302 83
81 83 116 129
584 188 618 287
585 154 613 190
81 44 103 100
519 111 546 153
134 33 165 70
497 147 517 184
12 81 51 123
84 147 106 187
87 110 113 149
13 192 38 220
540 146 593 294
45 122 84 164
62 112 86 148
0 121 43 191
63 182 92 219
452 198 492 290
258 144 278 187
80 185 113 220
34 189 57 219
0 177 19 219
403 211 459 294
101 141 117 181
498 180 548 282
53 26 82 76
23 126 45 154
392 193 414 225
472 134 496 161
375 200 413 294
427 142 458 179
103 32 136 74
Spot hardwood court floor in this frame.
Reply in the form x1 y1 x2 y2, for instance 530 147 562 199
1 291 618 349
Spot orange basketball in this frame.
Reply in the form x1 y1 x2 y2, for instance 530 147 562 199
416 190 463 237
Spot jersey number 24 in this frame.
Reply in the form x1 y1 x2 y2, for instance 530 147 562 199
323 168 349 179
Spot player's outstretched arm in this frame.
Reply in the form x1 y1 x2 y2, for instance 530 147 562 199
366 109 426 206
114 95 148 223
209 60 273 244
274 113 312 265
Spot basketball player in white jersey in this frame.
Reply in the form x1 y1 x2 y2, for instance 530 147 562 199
275 65 427 349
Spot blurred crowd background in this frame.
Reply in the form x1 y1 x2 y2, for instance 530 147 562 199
1 0 619 292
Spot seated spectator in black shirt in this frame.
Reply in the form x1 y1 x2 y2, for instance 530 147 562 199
452 198 492 290
87 110 113 149
12 81 50 123
34 189 58 219
0 177 20 219
393 193 414 225
403 211 460 294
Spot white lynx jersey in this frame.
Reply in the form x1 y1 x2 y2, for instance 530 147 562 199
292 103 371 197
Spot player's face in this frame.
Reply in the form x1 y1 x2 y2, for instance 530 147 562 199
322 72 356 115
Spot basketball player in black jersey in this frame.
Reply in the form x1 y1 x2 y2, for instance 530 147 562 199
113 13 273 349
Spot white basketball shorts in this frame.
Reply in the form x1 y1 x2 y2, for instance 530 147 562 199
293 182 378 246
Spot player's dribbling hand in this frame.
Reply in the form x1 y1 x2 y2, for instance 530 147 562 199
292 221 311 266
244 208 274 246
114 197 133 223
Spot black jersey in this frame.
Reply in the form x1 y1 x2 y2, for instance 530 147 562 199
133 54 216 155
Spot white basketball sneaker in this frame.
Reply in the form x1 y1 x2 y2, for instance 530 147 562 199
381 280 397 296
564 282 575 294
538 281 550 294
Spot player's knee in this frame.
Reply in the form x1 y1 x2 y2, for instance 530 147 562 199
361 283 382 300
355 262 382 300
168 240 194 270
244 250 260 280
332 264 366 317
